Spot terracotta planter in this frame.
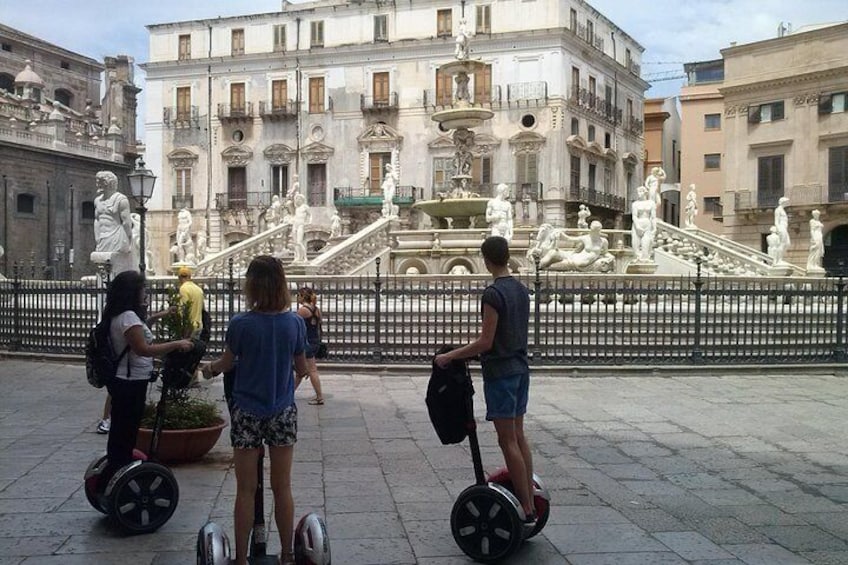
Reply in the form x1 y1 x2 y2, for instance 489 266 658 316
136 418 228 464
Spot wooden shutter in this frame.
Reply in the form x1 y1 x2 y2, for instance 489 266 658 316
772 101 785 121
311 21 324 47
274 25 286 52
176 87 191 120
373 72 389 104
437 9 452 36
436 69 452 105
272 80 287 109
178 35 191 60
370 153 390 194
230 83 245 112
829 146 848 200
476 5 490 34
474 64 492 104
309 77 324 113
232 29 244 55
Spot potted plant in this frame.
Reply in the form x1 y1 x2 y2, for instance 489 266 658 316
135 288 227 464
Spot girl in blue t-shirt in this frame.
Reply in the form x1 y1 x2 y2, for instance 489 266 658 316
202 255 308 565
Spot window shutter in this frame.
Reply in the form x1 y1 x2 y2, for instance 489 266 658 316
775 156 784 193
772 101 785 121
829 147 847 192
516 153 527 185
818 94 833 114
482 157 492 185
527 153 538 184
748 106 761 124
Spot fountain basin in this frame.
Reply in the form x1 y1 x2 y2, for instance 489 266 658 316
431 107 494 130
412 198 490 229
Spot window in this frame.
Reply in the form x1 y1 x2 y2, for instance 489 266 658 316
16 193 35 215
703 196 721 215
625 48 632 67
829 146 848 202
54 88 72 107
271 165 288 196
433 157 455 192
571 66 580 97
176 86 191 121
437 9 452 37
604 132 611 148
1 43 11 52
230 83 246 113
588 163 596 190
370 152 392 194
273 25 286 52
435 68 452 105
516 153 538 186
374 15 388 42
819 92 847 115
749 100 784 124
307 163 327 206
228 167 247 208
588 76 596 98
757 155 784 207
605 84 613 105
178 34 191 60
704 113 721 130
570 8 577 31
176 168 192 197
586 20 594 43
231 29 245 56
309 77 325 113
604 166 612 191
372 72 390 105
310 21 324 48
0 73 14 93
60 61 70 70
472 156 492 188
704 153 721 170
587 125 596 142
272 79 288 109
476 5 491 34
570 117 579 136
570 155 581 188
474 64 492 104
81 201 96 221
626 98 633 120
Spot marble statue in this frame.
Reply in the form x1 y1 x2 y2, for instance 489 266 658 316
130 213 154 274
266 195 284 229
529 222 615 272
645 167 666 209
450 264 471 275
92 170 134 274
288 174 300 198
454 18 469 61
195 230 207 262
291 193 311 263
577 204 591 229
807 209 824 273
774 197 790 261
486 183 514 242
767 226 782 263
330 211 342 239
452 129 474 177
381 162 399 218
684 184 698 229
405 266 420 275
631 185 657 262
175 208 193 263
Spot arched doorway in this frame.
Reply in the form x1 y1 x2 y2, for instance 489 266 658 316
823 225 848 274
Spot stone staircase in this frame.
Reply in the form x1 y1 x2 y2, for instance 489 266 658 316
194 222 292 277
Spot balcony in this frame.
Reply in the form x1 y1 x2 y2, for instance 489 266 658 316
625 58 641 77
569 86 622 125
259 100 298 120
163 106 200 128
624 115 644 136
172 194 194 210
333 186 422 207
568 185 626 212
361 92 399 113
507 82 548 106
215 191 272 210
217 103 254 122
734 190 783 212
568 23 605 53
422 86 502 111
431 182 543 201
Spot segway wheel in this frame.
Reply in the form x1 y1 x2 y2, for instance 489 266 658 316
196 521 231 565
83 455 109 514
487 468 551 539
450 484 523 563
109 462 179 534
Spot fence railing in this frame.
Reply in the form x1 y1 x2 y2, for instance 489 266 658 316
1 261 846 365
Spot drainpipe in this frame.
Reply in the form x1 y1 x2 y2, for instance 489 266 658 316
206 23 213 234
611 31 622 228
295 18 302 180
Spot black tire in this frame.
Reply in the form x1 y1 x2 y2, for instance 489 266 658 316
450 485 522 563
109 462 179 534
83 455 109 514
488 474 551 539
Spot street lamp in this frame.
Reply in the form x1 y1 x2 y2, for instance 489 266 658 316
54 239 65 280
127 158 157 274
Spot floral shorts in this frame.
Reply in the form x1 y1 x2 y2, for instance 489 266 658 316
229 404 297 449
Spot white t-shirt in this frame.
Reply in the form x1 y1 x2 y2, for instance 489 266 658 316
110 311 154 380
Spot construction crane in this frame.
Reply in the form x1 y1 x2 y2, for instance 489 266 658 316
642 70 686 83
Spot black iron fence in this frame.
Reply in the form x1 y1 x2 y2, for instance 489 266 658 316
1 259 846 365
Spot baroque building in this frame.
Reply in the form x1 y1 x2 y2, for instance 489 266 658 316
142 0 647 273
0 24 139 278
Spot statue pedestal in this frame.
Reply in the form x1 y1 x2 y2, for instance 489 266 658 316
766 264 793 276
170 262 196 276
805 267 826 278
91 250 135 278
626 261 658 275
286 263 309 275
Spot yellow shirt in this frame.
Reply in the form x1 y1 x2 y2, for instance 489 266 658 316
179 280 204 331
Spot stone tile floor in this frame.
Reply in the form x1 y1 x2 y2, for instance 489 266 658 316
0 360 846 564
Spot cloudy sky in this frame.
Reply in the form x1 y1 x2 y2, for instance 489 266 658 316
1 0 843 135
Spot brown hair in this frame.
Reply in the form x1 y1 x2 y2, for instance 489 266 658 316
297 286 317 306
244 255 291 312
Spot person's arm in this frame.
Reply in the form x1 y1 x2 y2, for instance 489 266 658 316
293 352 308 377
124 325 192 357
434 303 498 368
201 347 235 378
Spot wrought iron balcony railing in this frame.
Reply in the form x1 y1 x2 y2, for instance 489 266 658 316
507 82 548 104
333 185 422 206
568 23 605 53
259 100 298 119
163 106 200 128
217 103 254 121
568 185 627 211
624 115 644 136
569 86 622 125
431 182 543 201
361 92 399 112
215 191 272 210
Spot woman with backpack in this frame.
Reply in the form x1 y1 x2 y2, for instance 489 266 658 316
201 256 308 565
296 286 325 405
101 271 193 483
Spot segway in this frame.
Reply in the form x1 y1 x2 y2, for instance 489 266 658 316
428 355 550 563
84 339 206 534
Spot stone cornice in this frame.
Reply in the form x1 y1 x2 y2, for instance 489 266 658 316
719 66 848 97
721 22 848 58
0 23 103 70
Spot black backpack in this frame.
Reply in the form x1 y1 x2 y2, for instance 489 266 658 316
85 318 129 388
425 348 473 445
199 308 212 343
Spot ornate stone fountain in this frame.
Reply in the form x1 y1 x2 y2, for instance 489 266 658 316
412 18 494 229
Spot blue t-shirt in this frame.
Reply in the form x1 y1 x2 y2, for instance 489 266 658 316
480 276 530 380
226 310 306 417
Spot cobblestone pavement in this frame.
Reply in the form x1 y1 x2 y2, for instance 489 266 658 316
0 360 847 564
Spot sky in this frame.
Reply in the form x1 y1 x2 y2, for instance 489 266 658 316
1 0 844 136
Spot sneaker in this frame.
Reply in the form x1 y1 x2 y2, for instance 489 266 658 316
97 419 110 434
522 511 537 527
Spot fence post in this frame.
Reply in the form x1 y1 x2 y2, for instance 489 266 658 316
227 257 235 320
533 256 542 363
691 258 704 363
11 263 21 351
373 257 383 363
834 276 846 362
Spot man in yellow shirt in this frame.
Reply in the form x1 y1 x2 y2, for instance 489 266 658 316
177 266 204 338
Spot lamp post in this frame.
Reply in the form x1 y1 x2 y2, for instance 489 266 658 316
127 158 157 274
54 239 65 280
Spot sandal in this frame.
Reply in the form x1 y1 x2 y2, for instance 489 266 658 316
308 397 325 405
280 552 296 565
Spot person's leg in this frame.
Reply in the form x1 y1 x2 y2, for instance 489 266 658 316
492 417 533 517
104 380 147 480
232 447 261 565
102 394 112 419
269 444 295 562
305 357 323 403
515 372 534 508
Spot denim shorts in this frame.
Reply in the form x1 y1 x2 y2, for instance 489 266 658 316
304 342 318 360
483 372 530 421
230 404 297 449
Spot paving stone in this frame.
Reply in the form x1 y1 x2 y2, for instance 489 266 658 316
690 488 766 506
328 537 416 565
619 508 689 532
597 463 660 480
666 472 732 490
653 530 735 560
723 542 814 564
566 552 688 564
683 517 771 545
545 505 629 525
726 504 810 526
545 523 667 554
799 551 848 565
756 525 848 552
327 510 406 539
